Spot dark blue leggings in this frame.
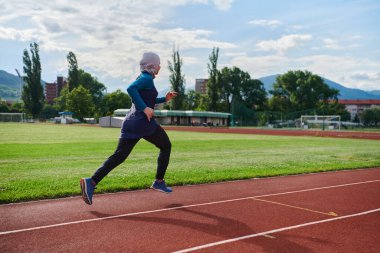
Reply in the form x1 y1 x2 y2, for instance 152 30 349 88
91 125 171 184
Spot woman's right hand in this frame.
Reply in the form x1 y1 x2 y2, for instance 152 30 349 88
143 107 154 122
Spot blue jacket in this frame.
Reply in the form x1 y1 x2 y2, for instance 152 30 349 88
121 72 166 139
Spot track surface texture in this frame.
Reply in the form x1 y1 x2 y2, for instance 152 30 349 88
163 126 380 140
1 168 380 253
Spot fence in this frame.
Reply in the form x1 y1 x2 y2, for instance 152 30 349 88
230 100 316 127
0 113 26 122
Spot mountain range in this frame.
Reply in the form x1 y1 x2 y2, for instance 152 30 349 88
1 69 379 100
0 70 46 100
259 75 380 100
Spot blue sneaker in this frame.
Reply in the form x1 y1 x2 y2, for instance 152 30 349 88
150 180 172 193
80 178 96 205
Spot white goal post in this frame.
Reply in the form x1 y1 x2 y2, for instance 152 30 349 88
0 113 26 122
300 115 341 130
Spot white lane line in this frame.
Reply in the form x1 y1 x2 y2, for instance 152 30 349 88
1 179 379 236
252 179 380 199
252 198 338 216
172 208 380 253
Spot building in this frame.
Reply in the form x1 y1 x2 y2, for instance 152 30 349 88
99 109 231 128
45 83 58 104
195 79 208 94
45 76 68 104
338 99 380 120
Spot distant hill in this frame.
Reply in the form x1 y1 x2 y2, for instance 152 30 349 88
0 70 46 100
323 78 380 99
259 75 279 93
258 74 380 100
0 70 21 100
369 90 380 97
0 70 20 88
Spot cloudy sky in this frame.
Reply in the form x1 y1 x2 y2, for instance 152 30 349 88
1 0 379 92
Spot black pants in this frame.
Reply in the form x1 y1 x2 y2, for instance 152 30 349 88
91 125 171 184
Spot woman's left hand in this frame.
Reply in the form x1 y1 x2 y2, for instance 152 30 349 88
166 91 178 102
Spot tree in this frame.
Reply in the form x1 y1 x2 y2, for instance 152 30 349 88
0 99 10 112
66 85 94 120
54 86 70 112
197 94 209 111
269 70 339 113
10 101 24 113
77 69 106 112
219 66 267 112
22 42 44 118
67 51 105 108
64 52 106 115
67 52 79 91
241 78 267 111
40 104 58 120
183 90 200 110
219 67 236 112
316 100 350 121
167 48 185 110
353 114 360 123
207 47 220 111
101 89 131 116
218 66 267 126
362 108 380 126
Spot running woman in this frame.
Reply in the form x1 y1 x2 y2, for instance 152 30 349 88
80 52 177 205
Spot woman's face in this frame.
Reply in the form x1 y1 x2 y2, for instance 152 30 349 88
155 65 161 74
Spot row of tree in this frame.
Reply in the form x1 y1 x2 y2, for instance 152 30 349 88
167 47 351 125
7 43 132 120
4 42 375 126
167 47 267 114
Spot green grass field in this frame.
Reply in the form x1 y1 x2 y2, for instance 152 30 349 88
1 123 379 203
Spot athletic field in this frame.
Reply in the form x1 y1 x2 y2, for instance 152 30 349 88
0 123 380 203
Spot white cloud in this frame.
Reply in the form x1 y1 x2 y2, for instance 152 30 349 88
249 19 282 28
0 0 237 90
323 37 361 51
351 72 380 81
291 25 303 30
256 34 312 54
0 27 36 41
348 35 362 40
224 51 247 57
189 0 234 11
323 38 342 50
212 0 234 11
1 0 378 93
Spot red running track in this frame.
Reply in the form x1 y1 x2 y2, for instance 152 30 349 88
163 126 380 140
1 168 380 252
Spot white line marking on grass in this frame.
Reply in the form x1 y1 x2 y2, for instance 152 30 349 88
1 179 379 236
172 208 380 253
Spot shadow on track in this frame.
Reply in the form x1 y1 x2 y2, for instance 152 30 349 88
90 203 331 252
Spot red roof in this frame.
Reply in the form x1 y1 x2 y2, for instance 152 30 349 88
338 99 380 105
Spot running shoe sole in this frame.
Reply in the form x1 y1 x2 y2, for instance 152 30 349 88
150 185 172 194
80 178 92 205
